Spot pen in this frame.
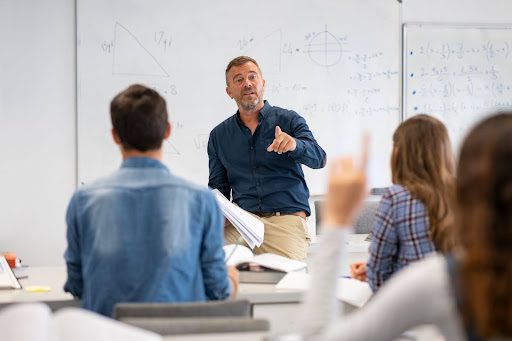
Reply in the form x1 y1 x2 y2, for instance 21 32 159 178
225 236 244 264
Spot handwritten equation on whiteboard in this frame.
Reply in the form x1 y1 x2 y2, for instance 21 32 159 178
405 26 512 147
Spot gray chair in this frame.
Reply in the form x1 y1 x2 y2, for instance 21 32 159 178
118 316 269 335
113 300 270 335
114 299 251 319
315 199 380 234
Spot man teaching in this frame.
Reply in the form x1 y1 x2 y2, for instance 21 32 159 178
208 56 326 261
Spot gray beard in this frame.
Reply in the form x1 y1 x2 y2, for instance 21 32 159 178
240 97 260 111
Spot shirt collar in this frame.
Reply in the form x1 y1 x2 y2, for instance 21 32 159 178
121 157 168 170
259 100 271 118
235 100 271 123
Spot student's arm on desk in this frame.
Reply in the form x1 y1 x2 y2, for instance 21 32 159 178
227 265 239 300
350 262 367 282
200 191 236 301
63 192 83 298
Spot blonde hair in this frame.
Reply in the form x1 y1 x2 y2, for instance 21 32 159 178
391 114 455 251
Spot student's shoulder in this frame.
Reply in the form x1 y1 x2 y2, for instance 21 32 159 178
72 173 118 196
383 185 413 201
167 175 213 197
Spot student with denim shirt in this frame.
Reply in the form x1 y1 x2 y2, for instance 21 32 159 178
208 56 326 261
64 85 239 317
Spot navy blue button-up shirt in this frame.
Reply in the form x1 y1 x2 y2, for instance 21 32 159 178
208 101 326 216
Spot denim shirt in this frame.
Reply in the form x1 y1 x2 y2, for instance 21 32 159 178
208 101 326 216
64 157 231 316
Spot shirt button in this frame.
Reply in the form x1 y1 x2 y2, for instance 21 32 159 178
256 183 260 186
258 200 262 203
250 147 254 150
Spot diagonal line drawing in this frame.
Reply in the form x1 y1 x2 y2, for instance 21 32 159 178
244 28 282 74
164 140 180 155
112 22 170 77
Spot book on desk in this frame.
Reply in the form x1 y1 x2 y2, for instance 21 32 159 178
224 244 307 284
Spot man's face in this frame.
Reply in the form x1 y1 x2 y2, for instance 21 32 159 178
226 62 265 112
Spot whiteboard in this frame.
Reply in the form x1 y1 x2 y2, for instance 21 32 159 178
403 24 512 151
77 0 400 194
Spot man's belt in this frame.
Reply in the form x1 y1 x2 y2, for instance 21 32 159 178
254 211 306 219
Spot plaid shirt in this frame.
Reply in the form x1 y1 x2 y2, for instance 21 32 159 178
366 185 437 292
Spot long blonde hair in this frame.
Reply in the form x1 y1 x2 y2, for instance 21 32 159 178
391 114 455 251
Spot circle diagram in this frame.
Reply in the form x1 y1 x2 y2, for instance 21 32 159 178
307 26 343 67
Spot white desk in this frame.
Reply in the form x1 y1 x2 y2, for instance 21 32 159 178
0 264 442 341
0 236 370 335
0 266 73 304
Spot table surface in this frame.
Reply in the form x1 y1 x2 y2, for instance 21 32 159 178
0 234 370 305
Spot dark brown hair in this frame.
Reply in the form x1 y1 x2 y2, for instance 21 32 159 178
225 56 262 85
391 114 455 251
110 84 168 151
455 112 512 337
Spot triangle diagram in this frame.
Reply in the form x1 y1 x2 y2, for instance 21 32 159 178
245 29 282 74
164 140 180 155
113 22 170 77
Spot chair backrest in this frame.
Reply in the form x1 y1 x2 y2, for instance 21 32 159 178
315 199 379 234
113 299 251 320
118 316 270 335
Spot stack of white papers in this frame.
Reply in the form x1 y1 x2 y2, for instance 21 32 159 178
212 189 264 249
276 272 373 307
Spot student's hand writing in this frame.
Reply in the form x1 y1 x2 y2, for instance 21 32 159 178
350 262 368 282
267 126 296 154
323 137 369 227
227 265 240 300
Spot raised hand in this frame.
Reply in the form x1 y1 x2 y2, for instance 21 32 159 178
266 126 297 154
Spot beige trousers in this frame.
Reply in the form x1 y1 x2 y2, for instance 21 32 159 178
224 212 311 261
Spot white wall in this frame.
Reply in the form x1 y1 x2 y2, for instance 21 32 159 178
402 0 512 24
0 0 511 266
0 0 76 266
